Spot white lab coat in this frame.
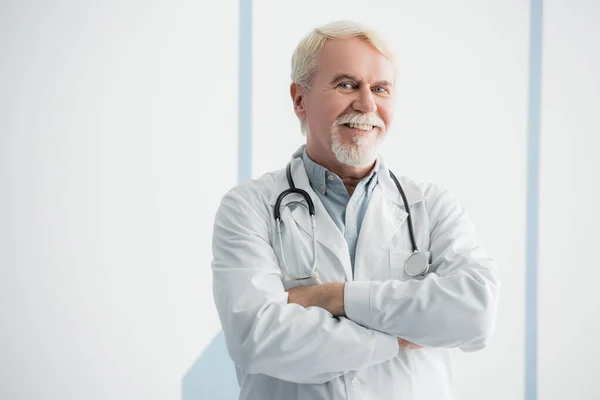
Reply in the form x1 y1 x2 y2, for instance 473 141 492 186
211 146 500 400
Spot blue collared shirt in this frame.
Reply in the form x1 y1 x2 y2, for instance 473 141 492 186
301 149 380 273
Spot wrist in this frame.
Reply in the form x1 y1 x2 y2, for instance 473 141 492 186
324 282 345 316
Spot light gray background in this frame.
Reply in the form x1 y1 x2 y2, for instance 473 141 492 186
1 1 599 399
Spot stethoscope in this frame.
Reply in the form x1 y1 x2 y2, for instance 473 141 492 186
274 162 430 281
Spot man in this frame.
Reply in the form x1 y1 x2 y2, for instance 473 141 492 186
211 20 500 400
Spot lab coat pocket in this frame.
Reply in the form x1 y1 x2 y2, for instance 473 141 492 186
389 249 414 281
389 249 431 281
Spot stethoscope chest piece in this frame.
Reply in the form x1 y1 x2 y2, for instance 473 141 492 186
404 251 430 277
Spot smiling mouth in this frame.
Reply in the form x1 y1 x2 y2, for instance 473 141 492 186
342 123 376 131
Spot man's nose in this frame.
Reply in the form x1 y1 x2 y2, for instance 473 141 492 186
352 86 377 114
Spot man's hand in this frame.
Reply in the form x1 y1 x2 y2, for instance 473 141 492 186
398 337 423 350
286 282 346 317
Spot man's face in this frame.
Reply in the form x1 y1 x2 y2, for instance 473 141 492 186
292 37 395 169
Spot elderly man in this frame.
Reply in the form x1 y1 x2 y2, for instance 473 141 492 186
211 20 500 400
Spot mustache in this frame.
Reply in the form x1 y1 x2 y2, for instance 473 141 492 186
334 113 386 129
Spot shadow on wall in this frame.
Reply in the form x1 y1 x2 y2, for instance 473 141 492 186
182 330 240 400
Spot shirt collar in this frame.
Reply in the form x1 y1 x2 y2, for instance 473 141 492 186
301 148 380 196
301 149 328 195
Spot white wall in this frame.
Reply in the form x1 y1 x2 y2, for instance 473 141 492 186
253 1 527 399
0 1 236 399
539 1 600 399
1 0 599 399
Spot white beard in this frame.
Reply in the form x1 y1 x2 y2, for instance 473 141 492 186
330 127 382 168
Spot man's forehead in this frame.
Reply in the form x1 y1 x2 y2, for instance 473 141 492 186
316 38 395 81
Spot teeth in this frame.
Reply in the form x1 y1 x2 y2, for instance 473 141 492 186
346 123 374 130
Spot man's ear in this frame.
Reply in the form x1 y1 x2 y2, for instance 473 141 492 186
290 83 306 120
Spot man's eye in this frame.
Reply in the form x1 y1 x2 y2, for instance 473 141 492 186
374 86 388 94
338 82 355 89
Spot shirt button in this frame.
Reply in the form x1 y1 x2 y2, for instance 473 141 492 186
348 204 355 212
327 174 334 181
352 378 360 386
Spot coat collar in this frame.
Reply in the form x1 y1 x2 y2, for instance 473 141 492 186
377 162 423 209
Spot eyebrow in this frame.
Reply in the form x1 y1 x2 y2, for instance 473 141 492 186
329 73 393 87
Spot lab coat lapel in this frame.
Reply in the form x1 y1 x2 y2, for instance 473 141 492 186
270 154 353 282
354 163 423 280
354 185 407 280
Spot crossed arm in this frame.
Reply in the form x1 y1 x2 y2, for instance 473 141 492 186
212 188 402 384
286 283 423 350
211 185 500 384
287 186 500 351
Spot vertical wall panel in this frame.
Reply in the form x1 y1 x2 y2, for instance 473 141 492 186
539 1 600 399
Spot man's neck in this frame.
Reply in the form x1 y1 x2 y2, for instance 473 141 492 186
305 146 376 196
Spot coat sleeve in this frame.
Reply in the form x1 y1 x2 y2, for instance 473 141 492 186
344 185 501 351
211 185 399 384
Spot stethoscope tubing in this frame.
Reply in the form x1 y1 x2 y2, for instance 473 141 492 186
274 162 428 280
